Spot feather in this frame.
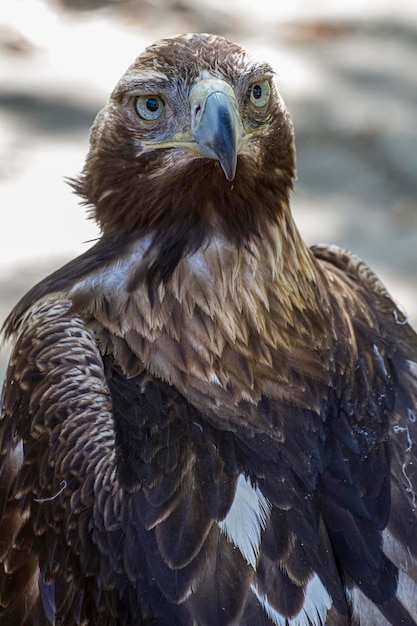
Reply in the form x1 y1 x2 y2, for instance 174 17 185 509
217 474 270 568
1 33 417 625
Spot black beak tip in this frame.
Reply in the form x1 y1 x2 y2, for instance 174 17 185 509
222 162 236 182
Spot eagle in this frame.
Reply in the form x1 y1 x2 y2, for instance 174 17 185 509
1 32 417 625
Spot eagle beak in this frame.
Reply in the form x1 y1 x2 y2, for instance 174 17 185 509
190 80 243 182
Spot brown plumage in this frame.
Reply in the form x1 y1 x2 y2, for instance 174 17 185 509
1 33 417 625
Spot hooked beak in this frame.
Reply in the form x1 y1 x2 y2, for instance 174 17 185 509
190 79 243 182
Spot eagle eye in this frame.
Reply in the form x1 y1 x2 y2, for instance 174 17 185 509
249 79 271 108
134 95 165 121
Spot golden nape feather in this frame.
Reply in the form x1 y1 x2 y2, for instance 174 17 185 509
1 33 417 625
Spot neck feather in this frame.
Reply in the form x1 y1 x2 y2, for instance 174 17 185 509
68 213 325 419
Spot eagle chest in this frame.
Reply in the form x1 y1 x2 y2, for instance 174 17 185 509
84 236 292 412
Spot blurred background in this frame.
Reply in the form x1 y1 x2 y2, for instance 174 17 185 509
1 0 417 384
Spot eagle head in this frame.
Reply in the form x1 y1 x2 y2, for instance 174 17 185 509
72 33 296 252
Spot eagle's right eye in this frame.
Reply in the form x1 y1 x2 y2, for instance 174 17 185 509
135 95 165 121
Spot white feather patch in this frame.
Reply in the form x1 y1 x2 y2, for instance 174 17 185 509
251 574 332 626
217 474 270 569
8 440 23 473
383 529 417 575
71 237 152 294
347 586 392 626
397 570 417 621
382 529 417 619
209 371 223 386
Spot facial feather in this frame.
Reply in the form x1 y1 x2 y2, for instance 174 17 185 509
71 35 295 246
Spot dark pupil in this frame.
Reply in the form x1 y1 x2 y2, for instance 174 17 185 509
146 98 159 112
252 85 262 99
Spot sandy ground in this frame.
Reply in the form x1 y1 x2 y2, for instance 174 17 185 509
0 0 416 385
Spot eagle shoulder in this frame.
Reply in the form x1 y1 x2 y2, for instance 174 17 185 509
0 296 120 624
312 243 417 623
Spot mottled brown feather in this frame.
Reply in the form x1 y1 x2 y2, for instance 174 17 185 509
2 33 417 625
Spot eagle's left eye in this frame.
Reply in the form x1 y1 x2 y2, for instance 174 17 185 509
249 79 271 108
135 95 165 121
